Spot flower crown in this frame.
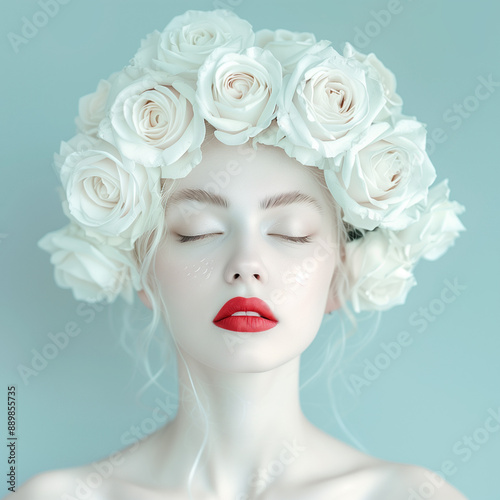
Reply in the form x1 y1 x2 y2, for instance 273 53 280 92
38 9 465 313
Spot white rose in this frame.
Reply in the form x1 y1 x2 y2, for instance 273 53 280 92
391 179 466 261
130 29 162 69
196 46 282 145
346 229 416 312
343 42 403 124
58 134 163 251
37 223 141 304
255 29 330 75
74 72 120 136
98 65 205 178
276 45 386 164
54 133 97 172
134 9 255 80
324 119 436 231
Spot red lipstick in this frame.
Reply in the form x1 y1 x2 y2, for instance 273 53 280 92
213 296 278 332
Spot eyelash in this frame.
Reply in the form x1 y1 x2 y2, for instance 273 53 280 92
176 234 313 244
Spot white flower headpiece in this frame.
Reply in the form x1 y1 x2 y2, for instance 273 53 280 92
38 9 465 312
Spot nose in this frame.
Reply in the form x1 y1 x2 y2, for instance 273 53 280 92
224 232 268 285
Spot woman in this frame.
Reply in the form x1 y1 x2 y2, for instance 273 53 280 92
11 8 467 499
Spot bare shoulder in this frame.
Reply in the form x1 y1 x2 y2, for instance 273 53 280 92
368 462 469 500
8 466 109 500
8 465 169 500
8 468 72 499
285 433 468 500
328 439 469 500
8 432 157 499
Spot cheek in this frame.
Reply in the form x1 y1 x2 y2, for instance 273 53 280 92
265 258 336 325
181 257 216 282
154 254 217 305
279 249 336 293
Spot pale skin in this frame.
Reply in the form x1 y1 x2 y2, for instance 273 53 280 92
10 140 468 500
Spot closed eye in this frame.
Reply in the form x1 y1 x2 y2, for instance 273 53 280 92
176 233 222 243
269 234 313 243
176 234 312 243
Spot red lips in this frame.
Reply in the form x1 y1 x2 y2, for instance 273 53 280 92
213 296 278 332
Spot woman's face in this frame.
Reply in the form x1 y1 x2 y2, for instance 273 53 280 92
147 139 341 373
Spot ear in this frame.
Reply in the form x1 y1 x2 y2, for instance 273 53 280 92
325 288 341 314
325 242 348 314
138 289 152 310
324 271 342 314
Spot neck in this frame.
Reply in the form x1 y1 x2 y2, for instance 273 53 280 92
157 348 312 497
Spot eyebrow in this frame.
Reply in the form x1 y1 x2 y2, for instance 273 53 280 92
166 188 324 214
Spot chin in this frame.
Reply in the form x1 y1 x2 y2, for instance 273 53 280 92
223 350 300 373
178 332 311 374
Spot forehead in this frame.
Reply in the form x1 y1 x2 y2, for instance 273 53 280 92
173 140 329 203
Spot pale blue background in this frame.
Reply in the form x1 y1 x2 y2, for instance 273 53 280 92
1 0 499 498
